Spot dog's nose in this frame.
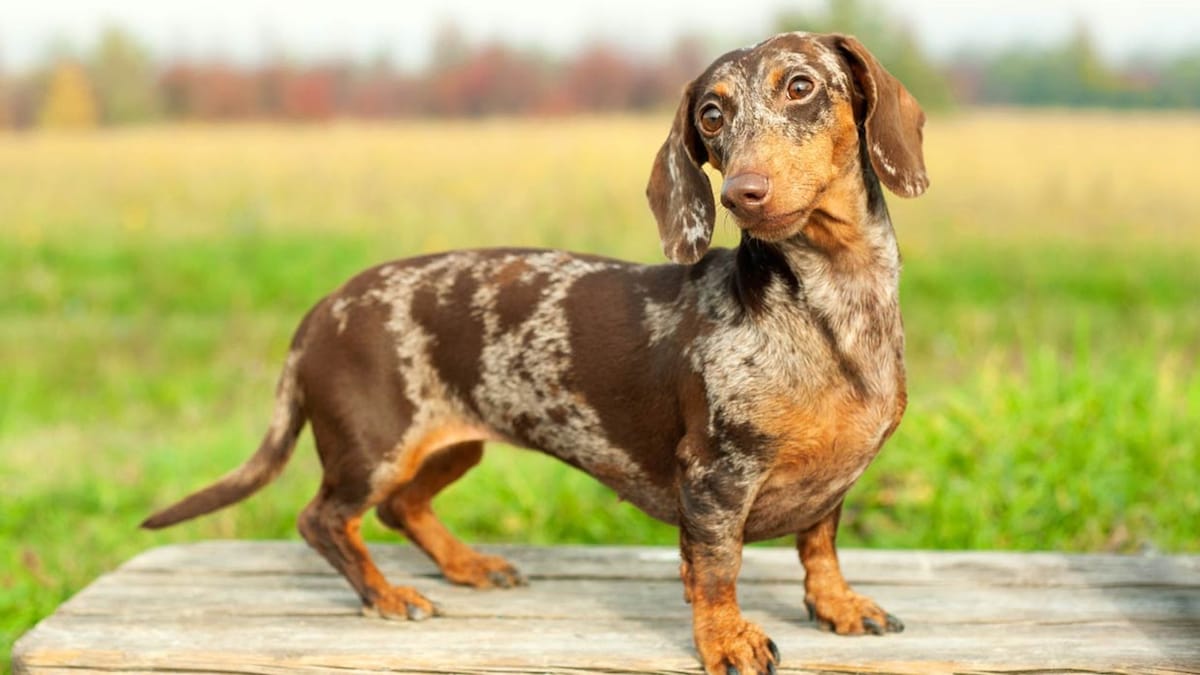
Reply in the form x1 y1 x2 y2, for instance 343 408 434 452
720 173 771 213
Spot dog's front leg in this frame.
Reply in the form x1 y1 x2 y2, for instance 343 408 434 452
797 500 903 635
679 445 780 675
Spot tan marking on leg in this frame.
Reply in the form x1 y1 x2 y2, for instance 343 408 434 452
368 423 498 503
686 556 779 675
298 501 436 621
380 442 526 589
798 504 902 635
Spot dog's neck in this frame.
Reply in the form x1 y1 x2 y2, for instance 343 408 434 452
790 133 898 273
732 144 904 396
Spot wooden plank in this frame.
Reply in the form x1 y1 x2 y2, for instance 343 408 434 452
15 614 1200 674
54 572 1200 626
121 540 1200 588
12 542 1200 675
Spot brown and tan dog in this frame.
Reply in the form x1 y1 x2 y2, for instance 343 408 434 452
144 32 927 675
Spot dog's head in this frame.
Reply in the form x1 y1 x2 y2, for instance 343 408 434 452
646 33 928 264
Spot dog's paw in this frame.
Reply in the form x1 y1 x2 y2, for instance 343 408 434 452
805 590 902 635
442 552 528 589
695 616 780 675
363 585 439 621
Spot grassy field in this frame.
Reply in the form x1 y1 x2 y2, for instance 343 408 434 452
2 111 1198 664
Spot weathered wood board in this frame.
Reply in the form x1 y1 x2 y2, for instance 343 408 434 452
12 541 1200 674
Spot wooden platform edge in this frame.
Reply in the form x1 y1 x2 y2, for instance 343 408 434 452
11 542 1200 675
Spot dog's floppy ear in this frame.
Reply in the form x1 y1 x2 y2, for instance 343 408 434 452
646 80 715 264
832 34 929 198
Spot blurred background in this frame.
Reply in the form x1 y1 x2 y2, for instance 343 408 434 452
2 0 1198 663
4 0 1200 125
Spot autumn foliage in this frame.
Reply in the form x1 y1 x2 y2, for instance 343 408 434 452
2 1 1198 129
1 25 710 128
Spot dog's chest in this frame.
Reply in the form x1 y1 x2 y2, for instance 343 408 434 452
704 306 905 541
742 382 901 540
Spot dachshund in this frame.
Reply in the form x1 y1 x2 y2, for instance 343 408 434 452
144 31 928 675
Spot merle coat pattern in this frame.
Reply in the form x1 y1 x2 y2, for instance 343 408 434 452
144 32 929 675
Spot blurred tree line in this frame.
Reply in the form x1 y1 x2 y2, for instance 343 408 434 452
779 0 1200 111
949 24 1200 108
1 0 1197 129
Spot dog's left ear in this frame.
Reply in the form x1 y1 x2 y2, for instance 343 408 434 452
831 34 929 198
646 80 716 264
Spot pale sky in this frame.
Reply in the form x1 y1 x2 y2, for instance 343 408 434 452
2 0 1198 70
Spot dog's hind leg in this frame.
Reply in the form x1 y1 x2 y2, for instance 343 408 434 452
297 404 439 620
376 440 527 589
298 487 438 620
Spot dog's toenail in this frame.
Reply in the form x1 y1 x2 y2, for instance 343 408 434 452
406 603 430 621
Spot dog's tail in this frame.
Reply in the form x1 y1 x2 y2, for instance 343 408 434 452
141 351 306 530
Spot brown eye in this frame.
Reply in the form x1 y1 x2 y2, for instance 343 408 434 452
699 104 723 134
787 75 815 101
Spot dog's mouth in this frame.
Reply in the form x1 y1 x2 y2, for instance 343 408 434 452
737 207 810 241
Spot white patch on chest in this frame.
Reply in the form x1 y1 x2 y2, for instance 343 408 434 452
690 256 835 428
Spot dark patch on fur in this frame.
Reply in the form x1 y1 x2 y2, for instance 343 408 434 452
642 263 687 303
730 233 800 318
546 405 568 425
689 249 721 282
858 124 889 219
295 284 422 504
713 416 776 463
494 270 549 334
410 267 486 411
808 307 868 399
510 413 538 440
678 413 777 547
564 266 688 490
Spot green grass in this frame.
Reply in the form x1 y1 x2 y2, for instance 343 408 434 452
3 114 1199 667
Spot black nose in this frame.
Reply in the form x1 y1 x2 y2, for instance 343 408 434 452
720 173 771 213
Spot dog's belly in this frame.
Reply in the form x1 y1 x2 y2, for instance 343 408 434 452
473 402 682 525
555 445 681 525
743 480 851 542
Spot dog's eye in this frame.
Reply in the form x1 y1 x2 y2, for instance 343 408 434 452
787 75 816 101
698 105 724 134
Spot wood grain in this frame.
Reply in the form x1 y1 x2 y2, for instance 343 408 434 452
12 542 1200 674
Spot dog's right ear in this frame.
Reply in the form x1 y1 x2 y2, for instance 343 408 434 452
646 81 715 265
